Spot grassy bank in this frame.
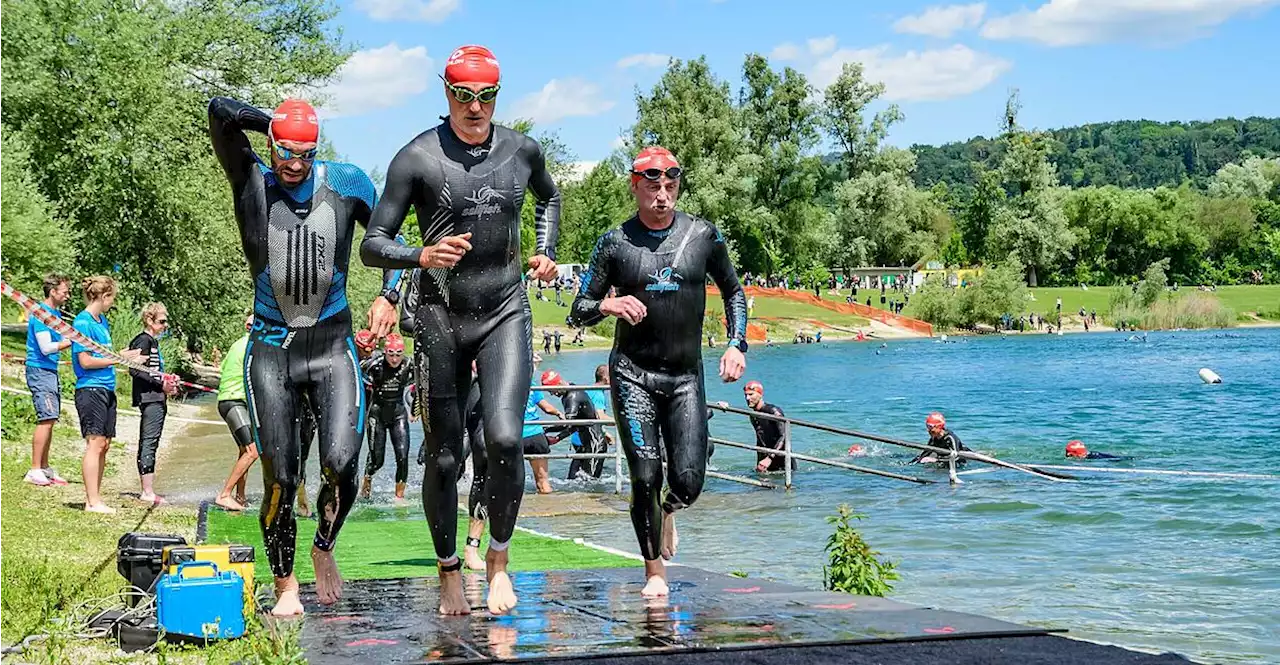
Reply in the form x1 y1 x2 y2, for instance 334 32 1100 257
1024 285 1280 322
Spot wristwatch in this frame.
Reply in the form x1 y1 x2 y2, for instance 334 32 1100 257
726 338 748 353
380 288 401 306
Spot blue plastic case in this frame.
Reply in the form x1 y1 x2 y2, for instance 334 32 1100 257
155 561 245 639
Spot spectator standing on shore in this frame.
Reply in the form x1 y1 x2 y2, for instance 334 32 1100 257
129 302 176 506
74 276 146 514
24 273 74 487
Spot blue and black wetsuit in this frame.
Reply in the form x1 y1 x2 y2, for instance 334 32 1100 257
910 428 971 466
360 119 560 561
569 211 747 561
208 97 402 579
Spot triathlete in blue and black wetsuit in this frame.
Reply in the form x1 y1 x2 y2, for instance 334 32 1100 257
569 146 748 599
209 96 403 616
360 45 560 615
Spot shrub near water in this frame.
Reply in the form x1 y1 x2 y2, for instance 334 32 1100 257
823 505 898 597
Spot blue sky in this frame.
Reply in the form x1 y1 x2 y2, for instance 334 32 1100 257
317 0 1279 176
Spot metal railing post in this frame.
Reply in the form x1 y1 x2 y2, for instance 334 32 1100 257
783 419 793 491
615 437 623 495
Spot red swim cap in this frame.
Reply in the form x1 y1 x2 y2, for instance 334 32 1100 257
926 412 946 429
444 45 500 85
354 329 375 350
744 380 764 394
631 146 680 183
1065 440 1088 458
385 334 405 353
541 370 564 387
270 99 319 144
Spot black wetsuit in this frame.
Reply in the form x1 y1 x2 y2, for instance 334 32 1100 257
910 428 971 466
360 119 560 558
1081 451 1131 460
550 387 607 479
362 356 413 484
569 211 747 561
460 377 488 520
209 97 401 578
751 403 795 471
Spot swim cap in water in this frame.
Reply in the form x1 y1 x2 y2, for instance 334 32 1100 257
541 370 564 387
744 380 763 394
926 412 946 429
270 99 319 144
354 329 375 351
385 333 405 353
444 45 500 85
1065 440 1088 458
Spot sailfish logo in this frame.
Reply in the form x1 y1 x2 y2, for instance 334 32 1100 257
463 185 505 217
646 266 682 292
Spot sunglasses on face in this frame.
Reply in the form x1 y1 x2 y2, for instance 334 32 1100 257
633 167 683 181
272 141 317 162
157 319 168 325
441 76 500 104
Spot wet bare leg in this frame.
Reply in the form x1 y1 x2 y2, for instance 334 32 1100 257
530 459 552 494
660 511 679 560
485 547 517 614
464 519 486 571
642 558 669 597
437 560 471 615
312 546 343 605
272 575 304 616
217 446 257 511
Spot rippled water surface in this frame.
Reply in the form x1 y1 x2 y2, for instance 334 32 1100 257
170 328 1279 662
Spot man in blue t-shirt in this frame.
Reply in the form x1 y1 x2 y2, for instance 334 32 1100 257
24 274 73 487
522 354 564 494
72 276 146 514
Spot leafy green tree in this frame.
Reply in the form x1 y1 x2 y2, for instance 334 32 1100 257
959 166 1004 263
560 162 632 262
0 128 79 293
821 63 903 180
2 0 349 349
956 260 1027 328
1209 156 1280 201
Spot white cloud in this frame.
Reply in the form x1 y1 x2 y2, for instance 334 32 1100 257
318 44 432 118
893 3 986 38
565 160 600 182
616 53 670 69
507 78 616 126
354 0 459 23
981 0 1279 46
806 36 838 57
770 43 801 61
789 38 1010 102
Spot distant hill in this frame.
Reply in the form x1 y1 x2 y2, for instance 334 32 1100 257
910 117 1280 190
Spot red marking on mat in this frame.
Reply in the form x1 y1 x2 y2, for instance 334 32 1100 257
813 602 858 610
724 586 761 593
323 615 359 623
923 626 956 634
347 638 397 646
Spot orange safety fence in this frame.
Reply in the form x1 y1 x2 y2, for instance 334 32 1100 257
708 285 933 337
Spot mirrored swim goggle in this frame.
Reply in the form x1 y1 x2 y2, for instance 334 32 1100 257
632 166 683 181
271 141 318 162
441 76 500 104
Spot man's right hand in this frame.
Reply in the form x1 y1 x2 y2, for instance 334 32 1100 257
420 233 473 269
600 296 647 325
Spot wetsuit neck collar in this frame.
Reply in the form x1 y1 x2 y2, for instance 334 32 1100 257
634 210 680 237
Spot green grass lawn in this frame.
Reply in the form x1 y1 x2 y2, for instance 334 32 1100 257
203 506 637 583
1024 285 1280 320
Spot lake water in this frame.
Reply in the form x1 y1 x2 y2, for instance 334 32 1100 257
169 328 1280 662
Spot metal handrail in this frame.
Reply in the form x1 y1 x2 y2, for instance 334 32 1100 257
710 438 932 486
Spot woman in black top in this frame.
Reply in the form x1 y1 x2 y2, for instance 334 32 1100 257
128 302 173 505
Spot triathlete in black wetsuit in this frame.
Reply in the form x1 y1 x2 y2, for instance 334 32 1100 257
361 334 414 501
541 370 607 480
911 412 972 466
743 381 794 473
359 45 559 615
568 146 747 598
209 96 403 616
1066 440 1131 460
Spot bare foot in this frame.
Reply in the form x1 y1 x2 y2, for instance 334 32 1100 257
485 549 518 614
641 558 668 597
84 503 116 514
312 547 343 605
216 494 245 511
234 493 248 506
660 512 678 560
464 546 486 572
438 566 471 615
272 576 304 616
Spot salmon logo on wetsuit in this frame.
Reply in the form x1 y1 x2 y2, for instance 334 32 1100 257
646 267 683 292
463 185 505 217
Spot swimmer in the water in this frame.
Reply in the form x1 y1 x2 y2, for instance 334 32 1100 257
1065 440 1131 461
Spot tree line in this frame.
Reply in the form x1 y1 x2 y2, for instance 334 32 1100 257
3 0 1279 352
